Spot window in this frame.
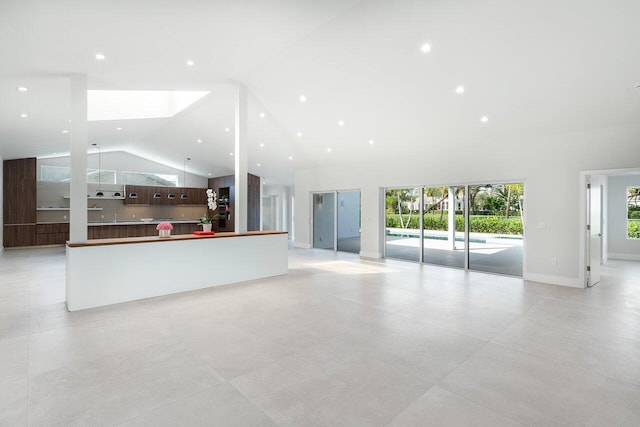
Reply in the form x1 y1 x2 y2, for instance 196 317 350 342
40 165 116 184
628 187 640 239
122 171 178 186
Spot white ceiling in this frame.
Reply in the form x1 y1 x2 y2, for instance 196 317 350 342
1 0 639 185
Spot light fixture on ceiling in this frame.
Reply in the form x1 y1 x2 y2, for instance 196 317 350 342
116 127 122 131
208 173 212 176
186 60 195 66
259 112 265 118
368 139 374 145
481 116 489 123
420 43 431 53
95 53 106 60
225 127 230 132
229 152 233 156
327 148 332 152
259 143 264 147
62 130 69 134
296 132 302 137
338 120 344 126
20 113 28 118
197 139 202 143
455 85 465 94
288 156 293 160
257 163 261 167
299 95 307 103
17 86 28 92
92 143 104 197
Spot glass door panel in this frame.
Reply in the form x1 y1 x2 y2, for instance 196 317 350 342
385 187 421 262
313 192 335 249
423 186 466 268
468 183 524 276
337 191 361 253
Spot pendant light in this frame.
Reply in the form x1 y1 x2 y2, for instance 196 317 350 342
93 143 104 197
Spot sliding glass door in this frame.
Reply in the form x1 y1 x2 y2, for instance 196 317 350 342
384 183 524 277
313 193 335 249
467 184 524 276
337 191 361 253
313 190 361 253
423 186 466 269
385 188 421 262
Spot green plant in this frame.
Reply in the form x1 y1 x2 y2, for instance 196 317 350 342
628 220 640 239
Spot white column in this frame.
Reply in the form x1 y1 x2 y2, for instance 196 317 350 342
448 187 456 250
234 83 248 234
69 75 88 243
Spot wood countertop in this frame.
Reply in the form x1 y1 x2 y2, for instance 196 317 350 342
67 230 288 248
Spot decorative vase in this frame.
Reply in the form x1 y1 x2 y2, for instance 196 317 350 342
203 223 212 233
159 229 171 238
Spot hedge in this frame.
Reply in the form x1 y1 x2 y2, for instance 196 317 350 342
386 214 523 235
629 221 640 239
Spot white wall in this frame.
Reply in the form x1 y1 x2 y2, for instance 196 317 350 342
295 124 640 287
607 174 640 260
263 184 293 234
37 151 208 188
0 155 3 252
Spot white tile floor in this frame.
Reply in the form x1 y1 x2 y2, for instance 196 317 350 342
1 246 639 426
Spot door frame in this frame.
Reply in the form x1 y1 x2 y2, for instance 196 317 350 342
310 189 362 252
579 167 640 288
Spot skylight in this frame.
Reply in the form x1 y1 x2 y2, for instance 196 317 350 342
87 90 209 121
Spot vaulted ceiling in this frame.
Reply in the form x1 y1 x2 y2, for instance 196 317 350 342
1 0 639 185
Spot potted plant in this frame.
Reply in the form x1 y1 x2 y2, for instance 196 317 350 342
200 189 219 232
156 222 173 238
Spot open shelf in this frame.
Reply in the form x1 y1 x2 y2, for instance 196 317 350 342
38 207 104 211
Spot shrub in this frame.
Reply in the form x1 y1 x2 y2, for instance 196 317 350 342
629 221 640 239
386 214 523 235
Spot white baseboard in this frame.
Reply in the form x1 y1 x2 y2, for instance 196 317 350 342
294 242 311 249
524 273 584 288
608 252 640 261
359 251 382 259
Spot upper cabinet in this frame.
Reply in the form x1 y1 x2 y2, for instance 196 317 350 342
124 185 207 205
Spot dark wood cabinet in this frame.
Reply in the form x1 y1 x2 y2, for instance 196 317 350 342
125 185 206 206
207 173 261 232
88 222 200 239
35 223 70 245
3 158 37 247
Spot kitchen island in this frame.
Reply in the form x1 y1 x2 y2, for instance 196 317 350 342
66 230 288 311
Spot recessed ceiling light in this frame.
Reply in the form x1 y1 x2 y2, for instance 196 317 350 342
20 113 28 118
327 148 332 152
208 173 212 176
296 132 302 137
17 86 28 92
197 139 202 143
257 163 261 167
62 130 69 134
288 156 293 160
116 127 122 131
299 95 307 103
95 53 106 60
186 60 195 66
368 139 374 145
338 120 345 126
225 127 230 132
259 112 265 118
455 85 465 94
259 143 265 147
229 152 233 156
420 43 431 53
481 116 489 123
